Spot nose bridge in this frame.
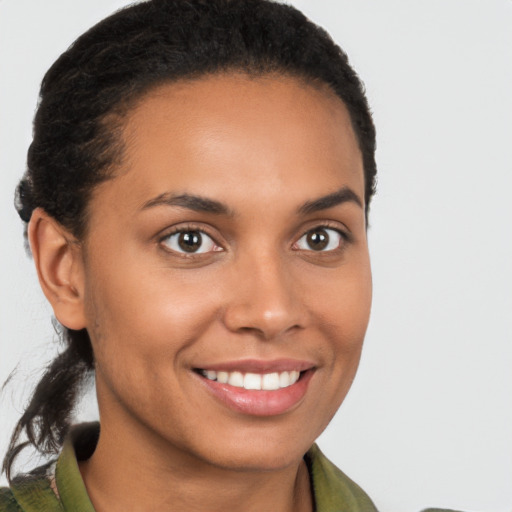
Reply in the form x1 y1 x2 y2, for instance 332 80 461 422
223 244 304 339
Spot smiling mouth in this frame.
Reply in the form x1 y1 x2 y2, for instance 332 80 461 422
196 369 302 391
194 363 315 416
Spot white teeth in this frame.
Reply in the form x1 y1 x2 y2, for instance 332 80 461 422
217 371 229 384
228 371 244 387
206 370 217 380
200 369 302 390
261 372 280 390
279 371 290 388
244 373 262 390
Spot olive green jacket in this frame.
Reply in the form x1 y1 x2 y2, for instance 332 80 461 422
0 423 461 511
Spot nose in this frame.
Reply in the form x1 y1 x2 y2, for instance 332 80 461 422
222 252 306 340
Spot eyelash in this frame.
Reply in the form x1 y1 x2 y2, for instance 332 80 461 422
293 223 350 253
158 222 350 257
159 224 221 257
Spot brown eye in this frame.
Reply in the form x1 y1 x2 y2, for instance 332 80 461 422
162 230 218 254
306 229 329 251
296 227 344 252
179 231 202 252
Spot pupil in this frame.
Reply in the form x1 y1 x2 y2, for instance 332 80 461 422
178 231 202 252
307 229 329 251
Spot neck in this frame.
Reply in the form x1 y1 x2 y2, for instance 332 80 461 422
78 420 313 512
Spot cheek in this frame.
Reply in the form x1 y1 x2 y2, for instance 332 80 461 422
315 260 372 345
82 262 224 431
310 257 372 411
300 261 372 436
85 274 214 356
81 248 221 377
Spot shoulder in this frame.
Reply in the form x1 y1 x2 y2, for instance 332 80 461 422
0 470 61 512
306 445 467 512
0 423 98 512
306 443 378 512
0 422 100 512
0 487 21 512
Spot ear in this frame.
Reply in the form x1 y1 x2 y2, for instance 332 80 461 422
28 208 87 330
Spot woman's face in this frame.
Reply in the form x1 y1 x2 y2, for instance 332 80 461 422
79 73 372 470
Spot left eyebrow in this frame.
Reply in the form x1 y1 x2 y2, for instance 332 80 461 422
298 186 363 215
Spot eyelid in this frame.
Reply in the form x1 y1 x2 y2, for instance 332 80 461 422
293 222 351 252
299 220 351 239
158 223 224 256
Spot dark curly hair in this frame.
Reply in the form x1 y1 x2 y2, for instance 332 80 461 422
4 0 377 481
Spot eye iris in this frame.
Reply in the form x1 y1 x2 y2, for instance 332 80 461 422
307 229 329 251
178 231 202 252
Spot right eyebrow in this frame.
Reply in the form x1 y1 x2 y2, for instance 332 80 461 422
140 192 234 216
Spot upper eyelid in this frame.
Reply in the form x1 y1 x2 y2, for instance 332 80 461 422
158 223 224 251
159 223 219 240
299 225 346 237
297 221 351 240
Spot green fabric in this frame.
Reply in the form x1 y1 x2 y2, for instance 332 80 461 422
0 425 95 512
53 431 95 512
0 424 463 511
2 470 62 512
306 444 377 511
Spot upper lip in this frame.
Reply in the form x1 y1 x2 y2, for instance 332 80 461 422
194 358 315 373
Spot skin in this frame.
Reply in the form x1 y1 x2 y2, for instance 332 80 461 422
30 73 372 512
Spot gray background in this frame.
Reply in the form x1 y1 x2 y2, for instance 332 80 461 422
1 1 511 510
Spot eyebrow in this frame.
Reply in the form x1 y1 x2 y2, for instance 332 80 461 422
297 186 363 215
141 193 233 215
141 186 362 216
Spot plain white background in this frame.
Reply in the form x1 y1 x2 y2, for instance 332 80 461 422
1 1 511 510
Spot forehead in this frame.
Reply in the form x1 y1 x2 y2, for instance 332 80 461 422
95 73 364 215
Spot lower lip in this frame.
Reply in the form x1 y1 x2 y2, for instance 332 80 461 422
196 370 314 416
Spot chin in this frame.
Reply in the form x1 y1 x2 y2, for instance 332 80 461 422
188 422 319 472
205 445 308 473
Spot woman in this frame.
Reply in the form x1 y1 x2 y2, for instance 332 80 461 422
0 1 459 510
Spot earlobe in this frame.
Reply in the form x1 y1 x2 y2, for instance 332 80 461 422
28 208 87 330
